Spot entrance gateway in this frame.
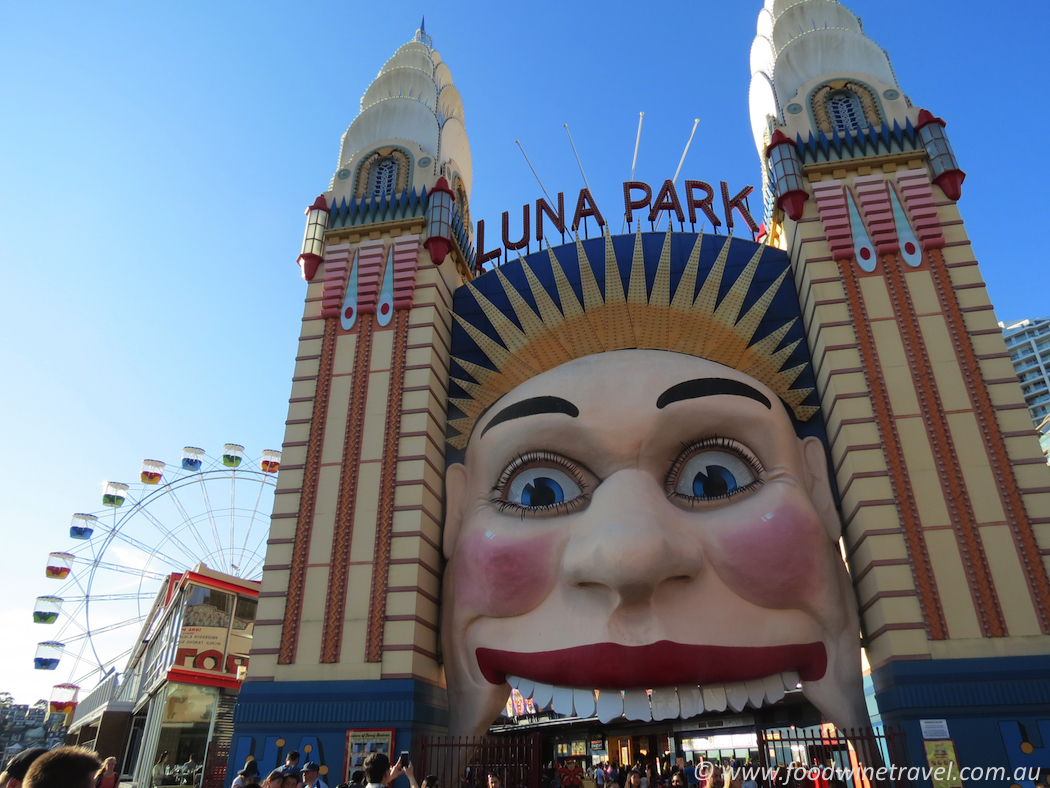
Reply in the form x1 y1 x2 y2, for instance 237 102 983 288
230 4 1050 787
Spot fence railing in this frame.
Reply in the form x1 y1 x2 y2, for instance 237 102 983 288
755 726 912 788
416 734 542 788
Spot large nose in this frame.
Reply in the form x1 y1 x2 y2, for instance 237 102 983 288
561 469 703 607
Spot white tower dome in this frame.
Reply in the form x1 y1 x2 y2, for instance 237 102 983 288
332 20 473 202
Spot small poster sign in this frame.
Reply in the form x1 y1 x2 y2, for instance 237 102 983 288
921 719 951 740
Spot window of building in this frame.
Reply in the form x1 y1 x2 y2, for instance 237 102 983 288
827 91 865 133
368 158 398 198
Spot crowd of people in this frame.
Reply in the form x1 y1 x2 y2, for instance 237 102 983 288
231 749 437 788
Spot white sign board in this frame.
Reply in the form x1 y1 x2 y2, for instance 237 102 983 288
920 719 950 740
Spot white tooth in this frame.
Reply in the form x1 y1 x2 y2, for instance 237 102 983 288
552 686 575 716
781 670 801 691
725 681 748 712
518 678 536 699
650 687 680 721
532 682 554 708
702 684 728 713
762 674 785 705
508 675 521 689
678 685 703 718
744 678 766 708
596 689 624 723
623 688 652 721
574 688 597 718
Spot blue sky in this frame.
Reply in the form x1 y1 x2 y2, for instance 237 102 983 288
0 0 1046 705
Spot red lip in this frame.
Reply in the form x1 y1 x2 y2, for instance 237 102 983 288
476 641 826 688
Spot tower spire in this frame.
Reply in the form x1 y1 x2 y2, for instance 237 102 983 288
414 16 432 48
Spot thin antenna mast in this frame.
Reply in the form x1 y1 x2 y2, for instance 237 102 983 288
655 118 700 231
564 124 592 194
623 112 645 231
515 140 555 206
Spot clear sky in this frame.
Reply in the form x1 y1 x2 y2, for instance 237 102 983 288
0 0 1046 705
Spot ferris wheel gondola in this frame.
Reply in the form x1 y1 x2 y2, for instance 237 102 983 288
33 445 279 693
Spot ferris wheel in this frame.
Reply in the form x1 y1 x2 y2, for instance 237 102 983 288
33 444 280 700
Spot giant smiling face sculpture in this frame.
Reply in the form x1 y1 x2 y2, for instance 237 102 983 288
441 349 867 735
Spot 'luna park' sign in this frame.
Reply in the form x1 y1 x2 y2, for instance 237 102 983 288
475 179 759 267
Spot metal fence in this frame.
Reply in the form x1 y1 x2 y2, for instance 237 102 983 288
755 726 912 788
416 734 542 788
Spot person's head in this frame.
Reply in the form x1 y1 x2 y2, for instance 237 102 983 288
1 748 48 788
421 775 440 788
627 771 641 787
352 771 366 785
265 770 285 787
287 752 301 766
671 775 685 788
487 773 501 788
155 752 169 766
100 758 117 773
303 763 321 784
364 753 390 786
282 776 301 788
23 747 101 788
240 761 261 779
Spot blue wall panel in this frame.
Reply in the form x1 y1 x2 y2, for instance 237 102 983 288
227 679 449 787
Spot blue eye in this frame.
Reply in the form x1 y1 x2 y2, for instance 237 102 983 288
673 450 758 501
505 467 582 510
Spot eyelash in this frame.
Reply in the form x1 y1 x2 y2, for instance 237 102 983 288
490 451 590 518
664 436 765 505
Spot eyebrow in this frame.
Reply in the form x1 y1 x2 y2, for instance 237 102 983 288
656 378 772 410
480 395 580 438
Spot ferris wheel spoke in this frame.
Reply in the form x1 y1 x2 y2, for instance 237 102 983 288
194 472 227 568
58 592 157 603
229 472 237 575
74 557 168 582
234 477 267 578
65 634 96 680
59 616 147 644
71 648 131 687
164 484 217 562
121 493 205 568
93 521 193 573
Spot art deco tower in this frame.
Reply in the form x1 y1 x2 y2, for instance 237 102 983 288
230 21 475 771
749 0 1050 766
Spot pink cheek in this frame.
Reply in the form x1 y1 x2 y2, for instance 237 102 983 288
453 530 559 617
715 502 824 608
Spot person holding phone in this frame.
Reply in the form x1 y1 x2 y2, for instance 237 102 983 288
362 753 418 788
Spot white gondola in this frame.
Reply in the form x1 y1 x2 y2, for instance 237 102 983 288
102 481 129 507
140 459 165 484
33 596 63 624
222 443 244 468
181 446 205 471
34 641 63 670
260 449 282 474
69 513 97 540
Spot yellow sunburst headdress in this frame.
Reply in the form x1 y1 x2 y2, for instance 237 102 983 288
448 227 818 449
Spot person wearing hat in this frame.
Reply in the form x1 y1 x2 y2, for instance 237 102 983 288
232 759 262 788
302 762 328 788
0 748 48 788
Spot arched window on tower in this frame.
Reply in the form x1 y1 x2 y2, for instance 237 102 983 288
368 158 399 198
827 91 865 133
